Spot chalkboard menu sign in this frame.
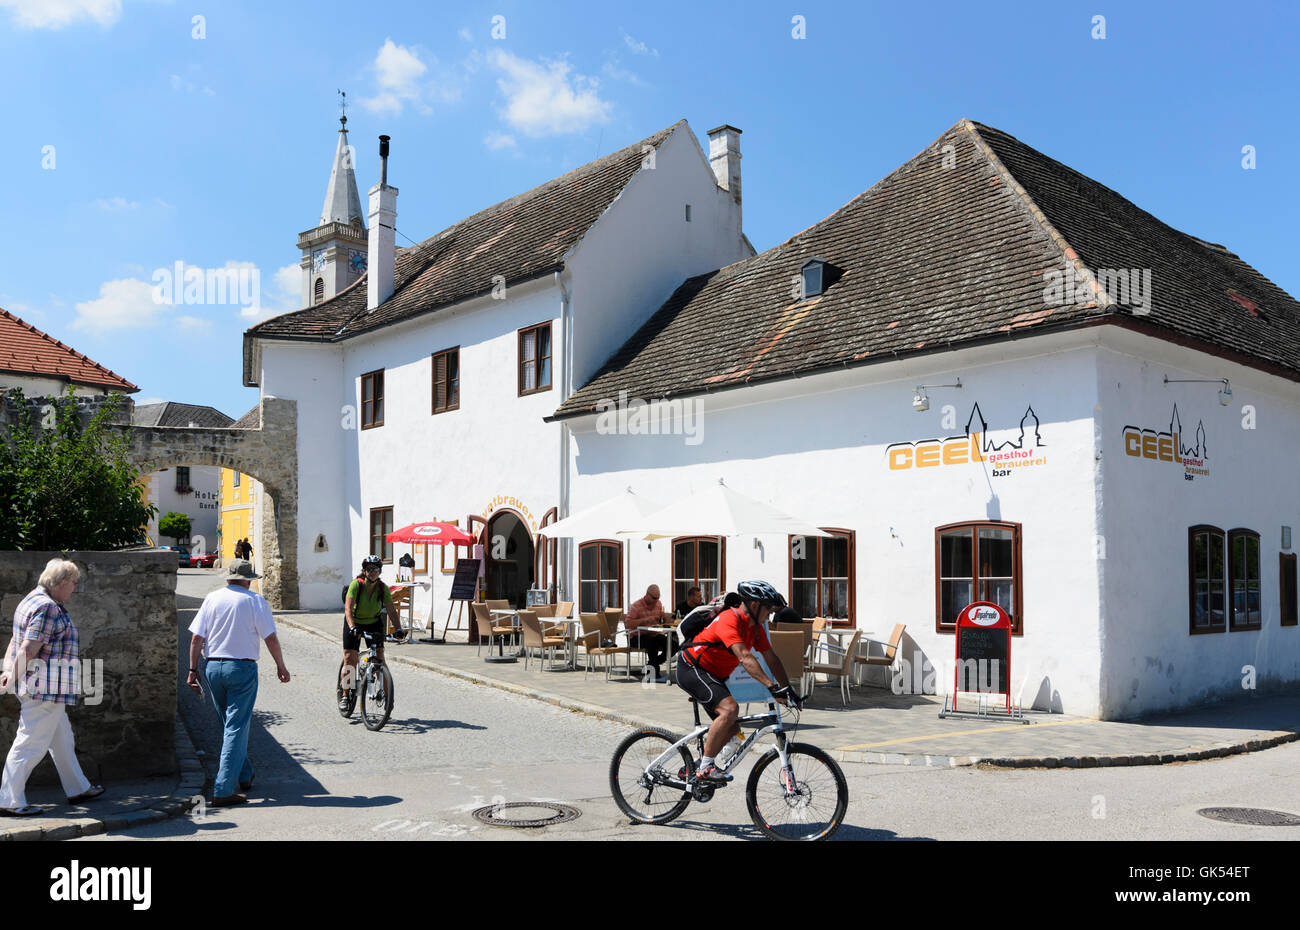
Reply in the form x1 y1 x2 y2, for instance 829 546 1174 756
449 558 481 601
954 601 1012 710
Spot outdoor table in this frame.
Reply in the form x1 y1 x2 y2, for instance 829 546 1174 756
810 626 873 671
637 624 680 681
487 608 521 661
542 617 582 670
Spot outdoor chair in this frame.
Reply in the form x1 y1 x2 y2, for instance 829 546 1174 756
579 612 630 680
471 602 516 658
519 610 565 671
853 623 907 687
533 603 557 617
767 631 808 696
807 629 861 706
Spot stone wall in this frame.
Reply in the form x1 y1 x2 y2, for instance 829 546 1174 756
0 550 177 783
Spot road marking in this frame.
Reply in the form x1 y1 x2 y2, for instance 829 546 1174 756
836 718 1091 751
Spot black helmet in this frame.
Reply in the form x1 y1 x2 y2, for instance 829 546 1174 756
736 580 786 608
361 555 382 571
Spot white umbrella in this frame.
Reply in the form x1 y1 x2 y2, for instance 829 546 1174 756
616 478 831 540
537 487 663 539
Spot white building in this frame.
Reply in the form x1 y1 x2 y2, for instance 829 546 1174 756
245 119 751 612
249 116 1300 719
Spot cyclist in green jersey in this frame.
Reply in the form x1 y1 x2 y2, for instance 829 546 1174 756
339 556 403 711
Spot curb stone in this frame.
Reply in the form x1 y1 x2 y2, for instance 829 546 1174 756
0 716 209 841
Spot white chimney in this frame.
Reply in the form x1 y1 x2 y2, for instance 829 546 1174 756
707 124 742 221
367 134 398 311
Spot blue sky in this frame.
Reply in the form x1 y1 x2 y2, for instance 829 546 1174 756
1 0 1297 418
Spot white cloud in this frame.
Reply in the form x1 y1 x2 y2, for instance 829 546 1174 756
176 315 211 331
362 38 432 116
458 27 472 41
622 32 658 56
602 58 648 88
240 263 300 322
170 66 214 97
483 131 517 151
488 49 611 137
0 298 45 326
0 0 120 29
72 278 169 333
95 196 138 211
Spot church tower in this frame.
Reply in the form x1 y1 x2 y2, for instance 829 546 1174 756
297 104 368 308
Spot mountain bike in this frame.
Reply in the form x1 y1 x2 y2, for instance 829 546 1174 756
336 647 394 731
608 692 848 841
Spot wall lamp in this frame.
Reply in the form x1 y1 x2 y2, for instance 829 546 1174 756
912 378 962 412
1163 375 1232 407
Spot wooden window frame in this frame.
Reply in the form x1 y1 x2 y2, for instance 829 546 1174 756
411 544 428 576
361 369 385 430
1188 524 1227 635
175 466 191 494
431 347 460 415
579 539 624 614
787 528 856 625
517 322 553 397
369 506 394 563
671 536 727 608
934 521 1023 635
1227 528 1262 632
1281 552 1297 628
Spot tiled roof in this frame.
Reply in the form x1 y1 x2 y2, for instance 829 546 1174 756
247 121 684 344
231 405 260 429
555 119 1300 418
0 308 137 392
132 402 234 428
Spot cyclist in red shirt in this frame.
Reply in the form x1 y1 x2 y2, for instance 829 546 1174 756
676 580 796 784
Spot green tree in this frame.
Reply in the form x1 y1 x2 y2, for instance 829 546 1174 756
0 387 156 550
158 511 192 545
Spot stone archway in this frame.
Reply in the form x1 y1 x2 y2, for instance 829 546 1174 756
120 398 299 609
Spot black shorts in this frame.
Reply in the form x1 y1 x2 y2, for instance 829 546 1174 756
343 619 386 651
675 656 731 719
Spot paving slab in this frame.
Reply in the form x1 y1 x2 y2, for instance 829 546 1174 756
276 609 1300 769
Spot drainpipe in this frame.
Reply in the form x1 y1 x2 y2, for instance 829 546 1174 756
555 269 573 601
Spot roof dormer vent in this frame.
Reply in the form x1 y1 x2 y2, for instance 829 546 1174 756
800 257 841 299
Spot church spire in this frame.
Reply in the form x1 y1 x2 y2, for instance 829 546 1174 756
319 93 365 227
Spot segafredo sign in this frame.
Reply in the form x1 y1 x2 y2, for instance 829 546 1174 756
966 604 1002 626
412 525 448 538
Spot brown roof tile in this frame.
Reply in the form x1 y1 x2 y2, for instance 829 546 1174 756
555 119 1300 418
0 308 137 392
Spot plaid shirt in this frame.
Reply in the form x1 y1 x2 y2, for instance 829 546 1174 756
7 586 81 704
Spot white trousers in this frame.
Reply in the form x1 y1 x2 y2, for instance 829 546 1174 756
0 696 92 808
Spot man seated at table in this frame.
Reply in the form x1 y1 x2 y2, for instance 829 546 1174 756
625 584 674 682
675 585 704 620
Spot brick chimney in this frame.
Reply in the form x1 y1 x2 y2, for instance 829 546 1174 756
367 134 398 311
707 125 742 222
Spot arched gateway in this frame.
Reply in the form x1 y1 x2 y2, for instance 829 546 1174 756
120 398 300 609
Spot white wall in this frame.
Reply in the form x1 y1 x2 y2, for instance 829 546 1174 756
1 375 107 398
259 340 349 607
343 278 565 620
147 465 222 551
565 124 751 389
1096 329 1300 718
563 333 1106 715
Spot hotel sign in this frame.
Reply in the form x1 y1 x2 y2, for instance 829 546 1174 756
1121 405 1208 481
887 403 1048 478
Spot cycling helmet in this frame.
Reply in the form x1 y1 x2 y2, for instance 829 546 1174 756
361 555 382 571
735 580 786 608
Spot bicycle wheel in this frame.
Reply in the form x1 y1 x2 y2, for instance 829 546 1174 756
360 662 394 731
745 742 848 841
609 728 695 825
336 660 356 718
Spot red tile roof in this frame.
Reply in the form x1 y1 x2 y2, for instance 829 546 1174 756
0 308 137 392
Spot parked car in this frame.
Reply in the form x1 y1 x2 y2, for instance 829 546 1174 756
188 552 217 568
159 546 190 568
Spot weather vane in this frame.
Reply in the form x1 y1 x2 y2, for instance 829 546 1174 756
338 89 348 128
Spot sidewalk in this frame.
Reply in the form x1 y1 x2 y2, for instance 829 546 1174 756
279 611 1300 768
0 720 205 841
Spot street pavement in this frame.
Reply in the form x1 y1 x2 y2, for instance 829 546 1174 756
69 570 1300 842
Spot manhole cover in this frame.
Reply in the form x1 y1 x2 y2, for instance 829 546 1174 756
1197 807 1300 826
471 802 581 828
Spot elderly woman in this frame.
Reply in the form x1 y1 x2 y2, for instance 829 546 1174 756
0 557 103 815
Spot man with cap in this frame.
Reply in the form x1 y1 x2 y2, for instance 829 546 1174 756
186 559 290 806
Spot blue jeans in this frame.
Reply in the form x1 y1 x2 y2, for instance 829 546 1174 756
204 660 258 798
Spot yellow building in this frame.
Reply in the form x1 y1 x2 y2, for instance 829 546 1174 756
220 467 258 561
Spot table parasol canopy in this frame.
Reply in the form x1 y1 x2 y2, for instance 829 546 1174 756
386 521 475 546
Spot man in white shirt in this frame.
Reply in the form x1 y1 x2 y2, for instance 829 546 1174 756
185 560 290 806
